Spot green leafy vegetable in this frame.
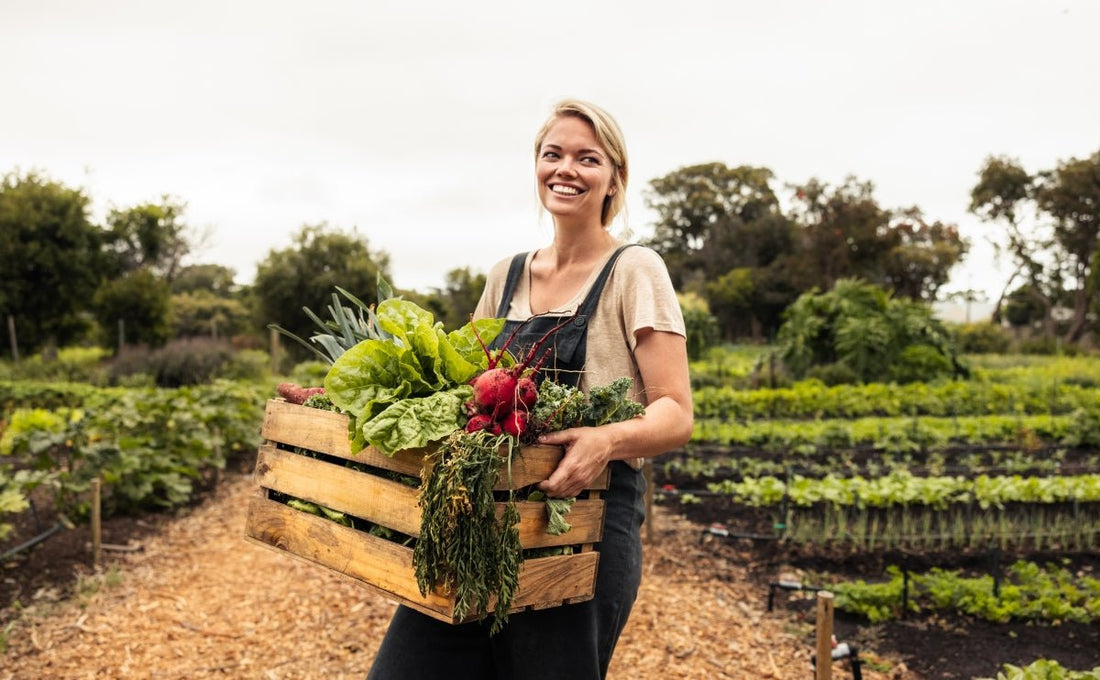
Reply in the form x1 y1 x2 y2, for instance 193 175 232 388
526 489 576 536
528 376 645 437
544 497 576 536
324 299 505 455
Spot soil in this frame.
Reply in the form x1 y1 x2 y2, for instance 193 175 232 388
0 467 1097 679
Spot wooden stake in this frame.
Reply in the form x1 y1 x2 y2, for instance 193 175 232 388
7 314 17 363
815 590 834 680
269 327 280 374
91 478 102 568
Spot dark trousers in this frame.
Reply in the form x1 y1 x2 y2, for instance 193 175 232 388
367 461 646 680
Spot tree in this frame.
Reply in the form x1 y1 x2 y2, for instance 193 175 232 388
101 198 195 282
882 208 969 302
171 264 239 297
705 267 756 340
92 268 173 348
0 171 104 353
422 267 487 331
787 177 896 290
170 292 250 339
969 152 1099 342
252 223 391 359
644 163 780 288
645 163 801 339
1033 151 1100 342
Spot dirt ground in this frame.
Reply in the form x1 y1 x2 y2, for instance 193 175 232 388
1 470 916 680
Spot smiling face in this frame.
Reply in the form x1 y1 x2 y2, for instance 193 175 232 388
536 115 617 226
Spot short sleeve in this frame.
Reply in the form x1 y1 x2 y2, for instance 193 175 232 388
612 246 685 350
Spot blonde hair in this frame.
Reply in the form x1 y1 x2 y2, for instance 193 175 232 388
534 99 629 227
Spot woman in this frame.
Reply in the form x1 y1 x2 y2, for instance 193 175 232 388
367 99 693 680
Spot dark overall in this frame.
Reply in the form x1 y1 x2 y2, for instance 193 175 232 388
367 246 645 680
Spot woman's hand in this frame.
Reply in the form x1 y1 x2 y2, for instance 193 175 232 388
536 426 614 498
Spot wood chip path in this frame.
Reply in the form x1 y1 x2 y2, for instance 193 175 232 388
2 473 906 679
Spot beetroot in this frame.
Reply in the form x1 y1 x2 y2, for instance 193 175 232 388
471 368 518 418
515 377 538 411
501 411 527 438
465 413 501 434
463 314 577 440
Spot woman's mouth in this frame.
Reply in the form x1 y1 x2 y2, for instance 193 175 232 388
550 184 583 196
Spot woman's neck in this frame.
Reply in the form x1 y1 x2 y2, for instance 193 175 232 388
548 220 616 267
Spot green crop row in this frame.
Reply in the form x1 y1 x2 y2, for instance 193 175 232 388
833 561 1100 626
968 354 1100 388
705 471 1100 509
693 379 1100 420
691 409 1100 451
779 501 1099 552
662 445 1096 482
979 659 1100 680
0 380 122 419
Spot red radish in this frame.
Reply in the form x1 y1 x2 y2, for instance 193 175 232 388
501 411 528 438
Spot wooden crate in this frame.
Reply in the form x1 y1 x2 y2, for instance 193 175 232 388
245 399 608 624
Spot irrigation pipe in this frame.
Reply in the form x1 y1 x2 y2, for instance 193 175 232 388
1 521 66 561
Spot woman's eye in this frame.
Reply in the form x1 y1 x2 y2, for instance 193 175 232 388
541 151 560 159
582 156 601 164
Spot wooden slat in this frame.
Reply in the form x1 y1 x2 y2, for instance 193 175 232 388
261 400 609 490
245 496 599 624
255 445 605 548
262 398 356 457
255 445 422 536
512 500 604 548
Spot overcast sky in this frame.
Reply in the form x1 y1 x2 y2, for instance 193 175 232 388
3 0 1098 305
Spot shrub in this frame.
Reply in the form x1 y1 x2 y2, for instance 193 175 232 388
220 349 270 382
679 293 721 360
108 339 237 387
890 345 952 384
287 360 330 387
0 346 111 384
1017 336 1084 356
775 279 965 384
148 338 235 387
806 361 858 386
954 322 1011 354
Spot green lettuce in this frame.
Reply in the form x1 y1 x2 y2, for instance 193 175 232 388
324 299 505 456
362 387 473 456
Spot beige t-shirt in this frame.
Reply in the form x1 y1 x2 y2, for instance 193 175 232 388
474 243 685 465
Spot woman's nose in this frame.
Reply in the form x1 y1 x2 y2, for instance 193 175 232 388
556 160 577 177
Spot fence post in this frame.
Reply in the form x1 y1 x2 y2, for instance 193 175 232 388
270 327 280 374
815 590 834 680
7 314 17 362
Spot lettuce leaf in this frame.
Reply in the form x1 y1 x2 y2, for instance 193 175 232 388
362 387 473 456
323 299 504 456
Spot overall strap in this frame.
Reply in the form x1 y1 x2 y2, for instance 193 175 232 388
575 243 639 319
494 252 529 318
